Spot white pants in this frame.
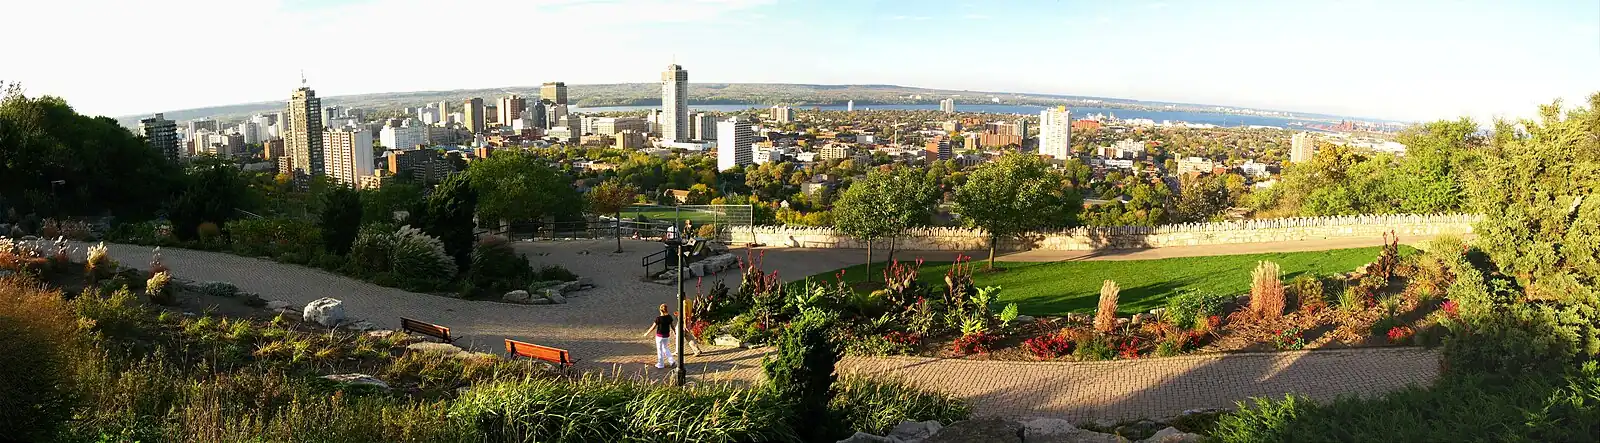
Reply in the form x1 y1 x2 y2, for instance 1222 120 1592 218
655 336 675 368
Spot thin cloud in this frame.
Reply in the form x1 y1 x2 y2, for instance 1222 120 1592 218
889 15 932 21
963 13 991 20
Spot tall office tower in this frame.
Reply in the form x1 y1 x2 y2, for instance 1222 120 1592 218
1290 132 1316 163
322 129 374 187
769 105 794 123
1038 105 1072 160
547 104 569 130
540 81 568 105
660 64 689 142
138 113 180 161
939 98 956 113
846 100 854 112
529 101 548 128
418 106 439 125
692 112 717 141
497 94 525 128
238 121 261 144
285 83 325 176
716 116 754 171
436 100 450 124
1016 118 1030 140
463 97 485 133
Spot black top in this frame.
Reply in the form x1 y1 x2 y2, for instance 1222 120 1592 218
654 315 674 337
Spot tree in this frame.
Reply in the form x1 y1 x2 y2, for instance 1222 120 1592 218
168 156 253 241
587 178 638 252
954 153 1083 268
833 167 937 281
359 178 422 226
408 172 477 271
468 151 582 230
318 185 362 255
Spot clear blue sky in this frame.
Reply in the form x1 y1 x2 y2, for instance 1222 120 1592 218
5 0 1597 122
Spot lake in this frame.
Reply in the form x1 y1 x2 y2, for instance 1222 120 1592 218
570 104 1312 128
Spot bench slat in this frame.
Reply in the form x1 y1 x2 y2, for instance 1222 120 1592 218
504 339 574 367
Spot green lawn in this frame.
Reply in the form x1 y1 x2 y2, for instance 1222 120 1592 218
798 246 1413 317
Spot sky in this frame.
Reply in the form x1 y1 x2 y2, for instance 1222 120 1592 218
4 0 1597 123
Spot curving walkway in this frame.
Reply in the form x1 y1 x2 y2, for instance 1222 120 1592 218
78 239 1440 422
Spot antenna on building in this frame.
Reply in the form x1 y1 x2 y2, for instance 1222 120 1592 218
300 70 307 87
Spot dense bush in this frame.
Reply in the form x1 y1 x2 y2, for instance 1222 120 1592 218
348 223 397 276
0 277 80 442
318 185 364 255
466 235 535 296
390 226 457 290
535 264 579 282
450 376 796 442
408 173 477 272
829 376 971 438
1165 290 1233 330
763 308 843 442
225 217 322 259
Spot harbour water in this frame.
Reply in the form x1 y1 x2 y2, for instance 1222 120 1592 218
571 103 1313 128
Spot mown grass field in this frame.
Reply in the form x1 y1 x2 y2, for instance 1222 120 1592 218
797 246 1414 316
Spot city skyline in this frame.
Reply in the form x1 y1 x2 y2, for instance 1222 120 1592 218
4 0 1597 123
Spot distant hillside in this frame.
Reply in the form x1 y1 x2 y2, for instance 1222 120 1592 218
115 83 1382 128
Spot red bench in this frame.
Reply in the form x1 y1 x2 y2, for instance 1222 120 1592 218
400 317 453 343
505 339 577 367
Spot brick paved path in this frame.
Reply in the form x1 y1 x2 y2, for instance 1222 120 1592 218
79 239 1440 422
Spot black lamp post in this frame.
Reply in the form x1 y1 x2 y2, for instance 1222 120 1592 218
663 237 687 386
49 180 66 217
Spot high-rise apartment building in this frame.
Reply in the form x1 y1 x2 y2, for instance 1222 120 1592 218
322 129 374 187
925 136 952 161
187 118 218 136
939 98 956 113
769 106 794 123
463 97 485 133
497 95 525 129
660 64 689 142
285 84 325 177
716 116 753 171
238 121 261 144
380 122 429 150
263 139 285 161
546 104 569 130
1038 106 1072 160
1290 132 1316 163
846 100 854 112
692 112 717 141
540 82 568 105
139 113 180 161
436 100 450 124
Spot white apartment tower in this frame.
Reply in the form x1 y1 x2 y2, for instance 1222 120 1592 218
770 105 794 123
380 122 428 150
716 116 753 171
939 98 956 113
285 84 325 176
660 64 689 142
322 129 374 187
693 112 717 141
1290 132 1316 163
1039 105 1072 160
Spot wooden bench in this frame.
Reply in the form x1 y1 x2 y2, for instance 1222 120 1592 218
400 317 453 343
505 339 577 367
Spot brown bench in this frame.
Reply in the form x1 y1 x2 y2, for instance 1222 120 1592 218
505 339 577 367
400 317 453 343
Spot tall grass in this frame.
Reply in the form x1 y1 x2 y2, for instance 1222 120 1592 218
0 276 80 442
1095 279 1120 333
451 375 797 443
830 376 972 437
1249 261 1285 321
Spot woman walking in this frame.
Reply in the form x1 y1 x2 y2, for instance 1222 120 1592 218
643 304 676 369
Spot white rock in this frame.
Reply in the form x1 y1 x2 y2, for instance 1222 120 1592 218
713 335 745 347
406 342 462 354
365 330 398 340
321 373 389 389
889 420 942 441
835 432 897 443
504 290 531 303
301 297 345 327
1022 418 1080 436
1138 427 1204 443
266 300 291 310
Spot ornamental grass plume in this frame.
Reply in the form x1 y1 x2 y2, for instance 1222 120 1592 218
1095 279 1120 333
85 242 119 283
1250 260 1285 321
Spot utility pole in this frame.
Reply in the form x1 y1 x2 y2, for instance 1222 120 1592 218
673 238 687 386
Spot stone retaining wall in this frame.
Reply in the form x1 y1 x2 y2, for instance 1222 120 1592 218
730 214 1479 251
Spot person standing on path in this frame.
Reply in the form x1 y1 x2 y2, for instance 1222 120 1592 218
643 304 676 368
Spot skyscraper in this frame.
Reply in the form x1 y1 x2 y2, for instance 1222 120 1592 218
939 98 956 113
660 64 689 142
436 100 450 125
693 112 717 141
716 116 753 171
1290 132 1316 163
463 98 485 133
1039 106 1072 160
769 106 794 123
846 100 854 112
322 129 374 187
498 94 525 129
285 84 325 177
540 82 568 105
139 113 179 161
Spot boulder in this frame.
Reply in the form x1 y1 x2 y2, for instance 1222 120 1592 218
1138 427 1203 443
406 342 462 354
302 297 345 327
547 293 567 304
1022 418 1079 436
555 282 580 294
688 262 706 277
836 432 897 443
1113 420 1165 441
1015 315 1036 323
713 335 746 347
890 420 943 441
196 281 240 298
321 373 389 390
504 290 532 303
529 297 555 305
924 418 1023 443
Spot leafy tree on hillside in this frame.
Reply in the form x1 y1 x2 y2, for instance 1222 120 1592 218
1386 118 1485 214
318 185 362 255
468 151 581 230
954 153 1082 268
168 156 254 241
408 172 477 271
587 178 639 252
833 167 937 280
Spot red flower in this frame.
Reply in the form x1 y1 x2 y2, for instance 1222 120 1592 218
1441 300 1459 318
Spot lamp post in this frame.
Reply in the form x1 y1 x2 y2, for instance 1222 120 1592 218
663 237 687 387
49 180 66 218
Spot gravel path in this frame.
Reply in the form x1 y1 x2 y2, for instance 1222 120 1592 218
78 239 1441 421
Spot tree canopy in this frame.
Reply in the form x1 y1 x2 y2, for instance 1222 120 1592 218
467 151 582 224
953 153 1082 266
